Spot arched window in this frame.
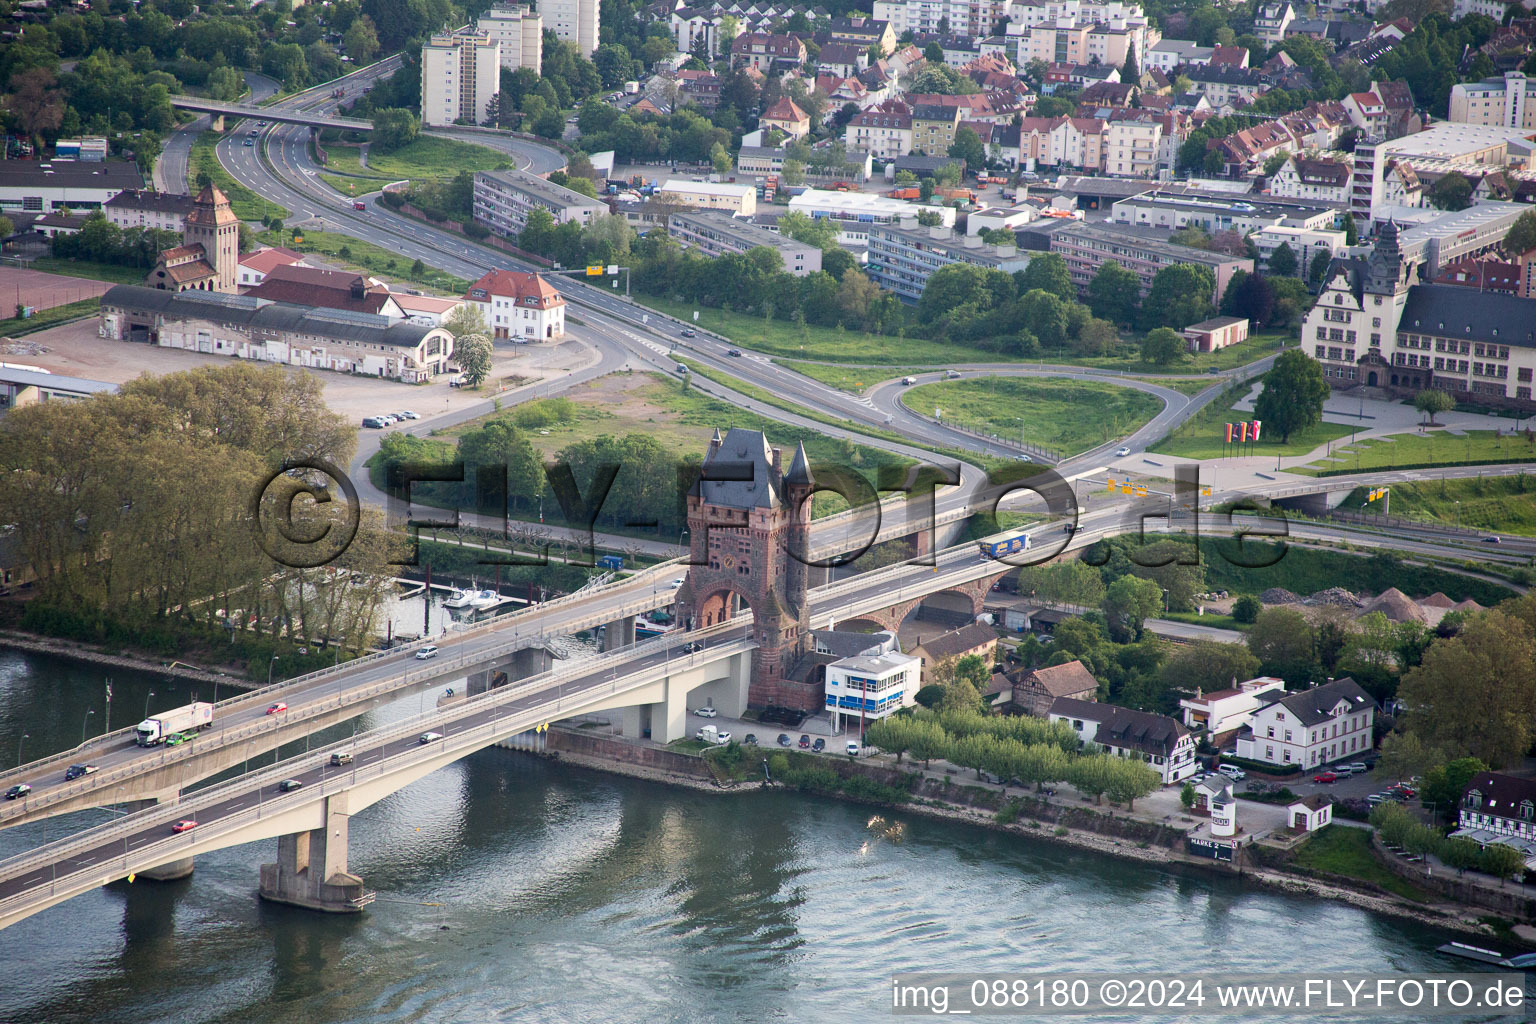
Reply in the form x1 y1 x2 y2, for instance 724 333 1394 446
1465 789 1483 809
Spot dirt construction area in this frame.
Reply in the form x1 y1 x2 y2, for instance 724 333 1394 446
1 318 597 421
0 266 114 312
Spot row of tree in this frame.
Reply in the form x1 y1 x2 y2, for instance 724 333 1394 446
1371 802 1526 884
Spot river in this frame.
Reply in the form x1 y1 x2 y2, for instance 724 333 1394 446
0 649 1489 1023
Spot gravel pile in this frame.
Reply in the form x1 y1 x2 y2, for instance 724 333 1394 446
1258 588 1301 604
1307 587 1363 607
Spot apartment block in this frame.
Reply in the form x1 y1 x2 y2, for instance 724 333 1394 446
472 167 608 238
542 0 599 55
475 3 542 70
1049 221 1251 304
866 220 1030 301
420 31 502 127
1449 71 1536 130
655 179 758 215
668 210 822 276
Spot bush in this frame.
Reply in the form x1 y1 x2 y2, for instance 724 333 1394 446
1232 595 1260 623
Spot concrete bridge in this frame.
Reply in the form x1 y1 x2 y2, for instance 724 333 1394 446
168 96 374 133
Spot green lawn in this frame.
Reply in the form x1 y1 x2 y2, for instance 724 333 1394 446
1149 382 1354 461
774 359 929 392
320 136 512 186
191 132 288 221
1340 475 1536 536
0 297 100 335
905 377 1162 458
1291 430 1536 476
27 258 149 286
1134 376 1219 396
1292 825 1431 903
256 229 469 295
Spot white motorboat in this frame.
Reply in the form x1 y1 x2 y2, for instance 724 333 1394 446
467 589 501 609
442 588 474 608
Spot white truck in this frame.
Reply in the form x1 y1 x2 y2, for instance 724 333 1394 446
136 701 214 746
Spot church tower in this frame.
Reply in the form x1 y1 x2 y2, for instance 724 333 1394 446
183 184 239 293
679 430 815 710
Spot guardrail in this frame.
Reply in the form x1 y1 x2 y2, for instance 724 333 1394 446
0 630 756 898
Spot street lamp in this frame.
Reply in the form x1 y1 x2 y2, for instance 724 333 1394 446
16 733 29 768
268 655 280 687
81 709 95 747
143 691 155 720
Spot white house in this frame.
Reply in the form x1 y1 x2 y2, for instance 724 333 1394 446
1287 795 1333 832
1049 697 1198 784
1234 677 1376 769
825 651 921 733
462 268 567 342
1178 676 1286 737
1268 156 1352 205
1453 771 1536 870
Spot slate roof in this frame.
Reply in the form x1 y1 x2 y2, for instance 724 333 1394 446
1019 660 1099 698
105 189 195 215
697 427 781 509
813 628 892 658
1398 284 1536 350
1257 678 1373 728
913 623 996 662
1463 771 1536 817
1049 697 1189 757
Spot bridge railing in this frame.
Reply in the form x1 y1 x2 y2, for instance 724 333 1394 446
0 634 757 898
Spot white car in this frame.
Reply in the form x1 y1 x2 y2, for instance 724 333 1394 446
1116 446 1132 457
419 732 443 744
846 742 861 756
1217 764 1246 781
693 706 718 717
415 644 439 659
670 578 685 588
714 731 732 744
397 410 420 420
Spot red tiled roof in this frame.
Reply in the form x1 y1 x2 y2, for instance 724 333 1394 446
238 246 304 275
464 269 565 309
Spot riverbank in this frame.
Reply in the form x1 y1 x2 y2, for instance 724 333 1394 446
0 630 255 690
538 728 1501 942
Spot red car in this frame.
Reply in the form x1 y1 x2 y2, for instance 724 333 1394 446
171 819 198 833
266 702 287 715
1391 784 1417 798
1313 772 1338 784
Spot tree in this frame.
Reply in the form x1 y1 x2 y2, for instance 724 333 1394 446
1138 263 1214 331
1420 757 1489 820
915 209 944 227
913 684 946 709
1140 327 1185 366
342 15 380 63
1160 640 1260 693
948 126 986 171
1308 249 1333 288
1253 349 1329 443
1481 843 1527 886
1073 317 1120 357
709 141 732 177
1246 606 1317 685
1429 171 1473 212
371 108 419 153
782 158 805 186
442 304 490 339
1220 271 1275 330
1180 781 1196 810
1121 40 1138 81
5 67 65 141
1267 241 1298 278
1015 252 1075 302
1231 595 1261 624
1087 260 1139 325
1343 216 1358 246
1441 837 1482 875
1105 758 1160 810
1102 575 1164 642
456 334 493 386
1504 209 1536 257
1414 389 1454 426
924 41 945 63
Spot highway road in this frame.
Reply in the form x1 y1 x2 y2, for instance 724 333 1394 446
156 73 279 193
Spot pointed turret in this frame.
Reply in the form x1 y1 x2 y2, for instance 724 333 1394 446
785 441 813 487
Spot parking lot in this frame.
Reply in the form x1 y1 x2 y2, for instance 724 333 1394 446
686 705 867 756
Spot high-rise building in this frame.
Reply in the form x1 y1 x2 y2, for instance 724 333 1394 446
541 0 599 56
420 31 503 128
476 3 542 70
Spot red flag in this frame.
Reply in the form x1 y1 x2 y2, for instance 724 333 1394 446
1251 420 1263 441
1225 423 1234 443
1239 422 1250 443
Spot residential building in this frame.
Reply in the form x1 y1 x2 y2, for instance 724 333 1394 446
1178 676 1286 736
817 42 868 78
472 167 607 238
1450 71 1536 130
1178 64 1266 106
866 219 1031 301
1433 256 1520 294
1011 659 1098 716
1145 39 1213 73
1287 795 1333 832
247 264 405 318
844 106 914 159
542 0 599 54
99 285 454 382
1351 123 1536 221
1110 191 1335 235
730 32 807 71
1049 221 1252 304
1104 118 1161 176
656 179 758 215
828 16 897 55
475 2 542 69
1048 697 1197 785
392 292 466 327
1453 772 1536 869
146 184 239 295
236 246 307 288
908 622 998 681
103 189 194 233
1183 315 1249 353
1453 0 1511 20
1269 155 1352 204
0 158 143 215
1252 224 1346 274
1234 677 1376 769
759 97 811 139
824 651 922 731
420 31 503 127
789 188 955 249
911 103 964 156
462 268 566 341
1253 1 1295 44
671 7 738 56
875 0 1007 39
668 210 822 275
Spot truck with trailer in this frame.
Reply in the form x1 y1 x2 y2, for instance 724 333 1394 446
979 533 1031 560
136 701 215 746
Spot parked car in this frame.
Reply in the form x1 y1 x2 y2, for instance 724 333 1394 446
743 734 757 745
1313 772 1338 784
5 784 30 800
361 416 386 428
777 734 791 747
171 819 198 833
1367 793 1388 805
1116 446 1132 457
64 764 97 781
419 732 443 744
846 742 861 757
1347 762 1370 774
266 702 287 715
397 410 420 420
1391 784 1417 798
714 731 732 744
330 752 354 766
693 706 717 717
415 645 439 660
278 779 304 792
811 738 825 752
1217 764 1246 781
798 734 810 748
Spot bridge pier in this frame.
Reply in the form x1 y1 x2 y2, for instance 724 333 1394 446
211 114 224 131
259 793 372 914
601 615 636 652
139 856 194 881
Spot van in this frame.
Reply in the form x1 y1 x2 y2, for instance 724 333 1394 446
362 416 384 428
902 376 918 385
330 752 354 766
846 741 861 757
1217 764 1246 781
